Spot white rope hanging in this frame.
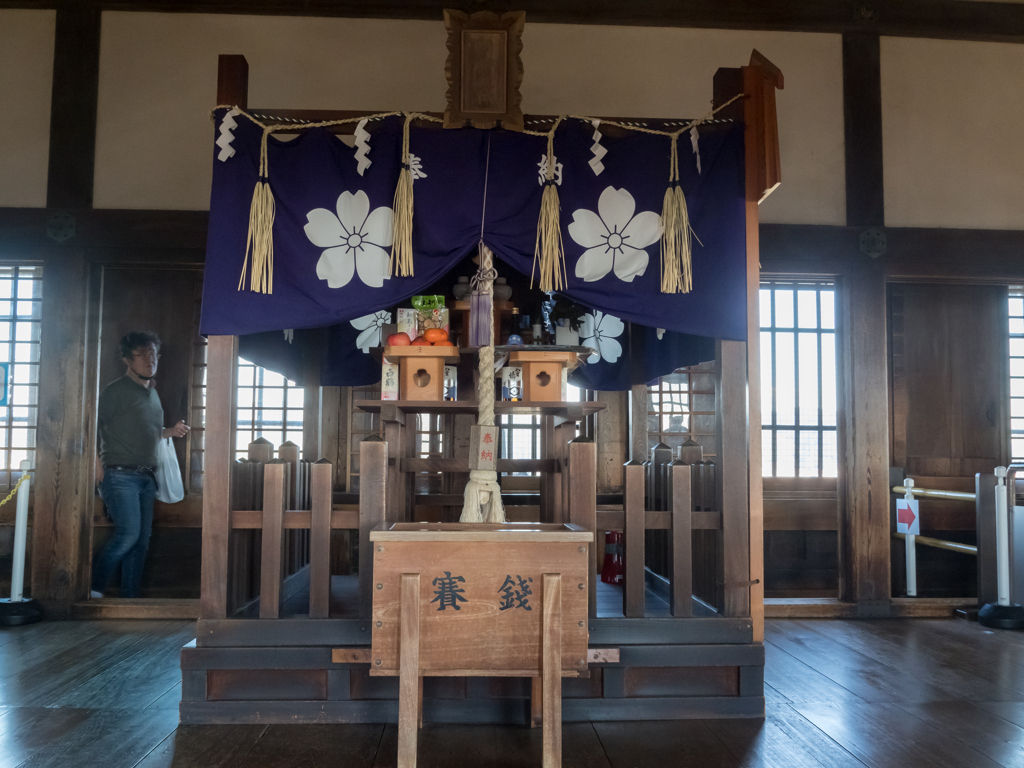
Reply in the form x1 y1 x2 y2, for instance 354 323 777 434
461 134 504 524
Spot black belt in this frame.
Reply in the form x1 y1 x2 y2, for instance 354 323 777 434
105 464 155 474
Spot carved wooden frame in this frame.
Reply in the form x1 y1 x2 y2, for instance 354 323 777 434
443 9 525 131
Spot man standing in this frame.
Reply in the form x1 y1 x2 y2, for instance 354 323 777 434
91 331 188 598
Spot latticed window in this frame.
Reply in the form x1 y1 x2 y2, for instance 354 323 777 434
235 358 304 459
188 283 206 492
1010 288 1024 463
760 280 838 478
0 266 42 490
646 363 717 459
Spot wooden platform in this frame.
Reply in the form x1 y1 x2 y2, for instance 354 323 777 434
3 617 1024 766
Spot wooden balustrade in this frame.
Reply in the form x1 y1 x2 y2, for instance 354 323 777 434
204 429 724 622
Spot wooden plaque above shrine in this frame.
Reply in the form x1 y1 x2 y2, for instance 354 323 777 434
443 9 525 131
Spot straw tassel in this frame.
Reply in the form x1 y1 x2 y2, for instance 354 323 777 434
660 134 693 294
532 117 566 293
390 114 415 278
239 129 276 294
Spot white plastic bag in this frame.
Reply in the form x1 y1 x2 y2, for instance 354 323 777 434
155 437 184 503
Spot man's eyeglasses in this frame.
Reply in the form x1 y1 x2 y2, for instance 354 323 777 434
132 350 161 361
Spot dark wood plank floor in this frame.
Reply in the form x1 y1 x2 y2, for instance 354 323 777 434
3 617 1024 766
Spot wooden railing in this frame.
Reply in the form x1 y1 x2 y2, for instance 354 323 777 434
211 426 729 623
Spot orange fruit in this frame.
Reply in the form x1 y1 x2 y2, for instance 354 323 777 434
432 340 455 347
411 336 431 346
423 328 448 344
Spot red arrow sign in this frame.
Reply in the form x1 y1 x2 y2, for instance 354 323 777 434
897 502 916 529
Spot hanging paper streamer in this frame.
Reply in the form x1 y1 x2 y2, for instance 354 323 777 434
589 119 606 176
354 119 372 176
690 126 701 175
217 108 241 162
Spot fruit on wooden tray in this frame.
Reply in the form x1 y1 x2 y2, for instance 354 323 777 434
386 332 412 346
411 336 431 346
433 340 455 347
423 328 449 344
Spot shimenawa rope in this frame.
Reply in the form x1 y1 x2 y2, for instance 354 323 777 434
214 94 743 296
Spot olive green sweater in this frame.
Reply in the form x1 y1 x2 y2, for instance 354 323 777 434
98 375 164 467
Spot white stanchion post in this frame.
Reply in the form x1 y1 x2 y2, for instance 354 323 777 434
904 478 917 598
995 466 1010 607
9 460 31 602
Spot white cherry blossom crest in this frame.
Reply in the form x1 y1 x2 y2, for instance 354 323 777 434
351 311 392 353
580 311 625 365
305 190 393 289
569 187 662 283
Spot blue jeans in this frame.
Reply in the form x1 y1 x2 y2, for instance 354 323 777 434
92 469 155 597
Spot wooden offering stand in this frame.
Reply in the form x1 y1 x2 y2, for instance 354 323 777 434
385 346 460 401
509 349 580 402
370 522 593 768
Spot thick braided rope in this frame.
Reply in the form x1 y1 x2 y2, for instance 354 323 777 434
476 245 497 428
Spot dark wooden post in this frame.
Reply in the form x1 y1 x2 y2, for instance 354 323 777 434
359 436 387 617
309 459 333 618
623 460 646 618
716 339 751 619
839 261 891 610
259 460 287 619
714 52 782 636
670 461 693 617
200 335 238 619
568 437 598 618
31 251 93 614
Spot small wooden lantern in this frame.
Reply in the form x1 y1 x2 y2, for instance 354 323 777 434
509 350 579 402
384 346 460 402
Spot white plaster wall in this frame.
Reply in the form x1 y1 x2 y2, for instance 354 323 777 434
882 36 1024 229
94 13 845 225
522 25 845 226
0 10 55 208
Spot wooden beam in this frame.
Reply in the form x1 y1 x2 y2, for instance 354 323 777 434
46 8 101 208
11 1 1024 44
843 33 884 227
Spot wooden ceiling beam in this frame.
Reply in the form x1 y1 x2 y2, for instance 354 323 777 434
5 0 1024 44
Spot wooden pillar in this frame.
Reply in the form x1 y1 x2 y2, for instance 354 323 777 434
397 573 421 768
200 335 238 619
630 384 649 463
669 462 693 617
541 573 562 768
320 386 346 491
259 461 287 619
839 261 890 608
595 390 628 493
715 56 782 637
622 461 646 618
716 339 750 619
30 251 93 614
309 459 333 618
358 436 387 618
567 438 597 617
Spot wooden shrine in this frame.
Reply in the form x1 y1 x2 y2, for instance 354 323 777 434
181 25 780 757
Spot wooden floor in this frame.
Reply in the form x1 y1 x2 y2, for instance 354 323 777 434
3 616 1024 766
